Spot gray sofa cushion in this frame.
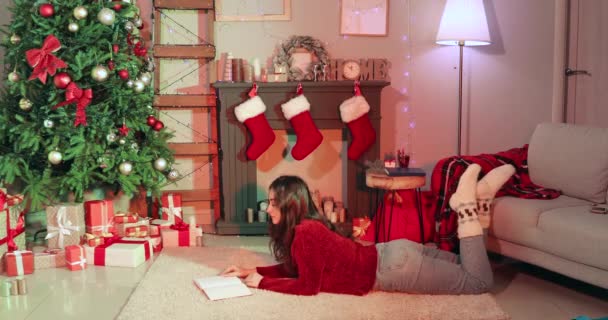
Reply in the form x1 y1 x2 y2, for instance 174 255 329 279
528 122 608 203
537 206 608 270
490 195 590 246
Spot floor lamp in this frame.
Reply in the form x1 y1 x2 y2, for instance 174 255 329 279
436 0 491 156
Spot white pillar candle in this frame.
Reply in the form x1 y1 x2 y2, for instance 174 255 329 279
253 58 261 81
247 208 254 223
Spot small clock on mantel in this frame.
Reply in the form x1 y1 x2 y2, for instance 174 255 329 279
342 59 361 80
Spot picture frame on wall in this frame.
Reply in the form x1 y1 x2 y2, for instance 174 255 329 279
216 0 291 22
340 0 389 36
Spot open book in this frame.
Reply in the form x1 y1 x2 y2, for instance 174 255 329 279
193 276 252 301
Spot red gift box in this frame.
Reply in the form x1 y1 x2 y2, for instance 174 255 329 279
84 200 115 235
161 193 183 224
1 188 26 256
113 212 139 223
5 250 34 276
65 245 87 271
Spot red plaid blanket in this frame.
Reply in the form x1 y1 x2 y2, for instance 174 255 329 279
430 145 561 251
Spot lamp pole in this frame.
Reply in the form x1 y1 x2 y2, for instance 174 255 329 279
457 41 464 156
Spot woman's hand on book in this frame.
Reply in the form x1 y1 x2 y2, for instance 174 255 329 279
244 272 263 288
220 265 255 278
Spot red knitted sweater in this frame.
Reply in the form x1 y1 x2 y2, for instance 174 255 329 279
257 220 378 296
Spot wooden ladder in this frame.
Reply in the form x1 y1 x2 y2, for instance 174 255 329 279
152 0 219 231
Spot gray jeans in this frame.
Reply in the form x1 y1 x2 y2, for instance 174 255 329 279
374 236 493 294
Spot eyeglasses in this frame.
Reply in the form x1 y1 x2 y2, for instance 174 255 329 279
590 204 607 214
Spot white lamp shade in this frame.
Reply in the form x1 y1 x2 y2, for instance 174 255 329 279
436 0 491 46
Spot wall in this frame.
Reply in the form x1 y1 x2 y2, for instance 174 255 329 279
215 0 558 177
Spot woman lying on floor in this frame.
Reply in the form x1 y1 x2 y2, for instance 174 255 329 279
220 164 515 295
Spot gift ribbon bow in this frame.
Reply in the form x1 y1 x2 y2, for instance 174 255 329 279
0 190 6 210
1 189 25 251
25 35 68 84
352 218 371 238
169 221 189 231
162 195 182 224
45 207 81 249
53 82 93 127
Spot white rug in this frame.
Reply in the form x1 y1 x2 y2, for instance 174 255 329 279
117 246 510 320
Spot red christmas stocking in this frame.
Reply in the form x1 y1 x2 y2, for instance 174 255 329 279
281 94 323 160
339 93 376 160
234 90 275 160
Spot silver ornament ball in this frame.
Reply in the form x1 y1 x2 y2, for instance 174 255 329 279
124 21 135 33
48 150 63 165
10 34 21 44
126 80 134 88
118 138 126 145
119 161 133 175
73 6 88 20
91 65 109 82
97 8 116 26
153 158 168 171
8 71 19 82
167 169 179 181
106 132 117 142
133 80 145 93
139 72 152 86
130 142 139 150
43 119 54 128
68 22 79 33
19 98 32 111
133 17 143 28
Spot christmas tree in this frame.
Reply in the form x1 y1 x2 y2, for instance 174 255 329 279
0 0 176 209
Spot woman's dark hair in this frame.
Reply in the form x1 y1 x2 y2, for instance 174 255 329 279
267 175 336 274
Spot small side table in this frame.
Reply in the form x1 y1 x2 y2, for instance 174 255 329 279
366 168 426 243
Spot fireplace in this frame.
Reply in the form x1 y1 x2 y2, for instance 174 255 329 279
214 81 390 235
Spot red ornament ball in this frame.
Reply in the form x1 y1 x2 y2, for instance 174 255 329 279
107 60 115 71
146 115 157 127
113 3 122 11
118 69 129 80
53 72 72 89
112 44 119 53
39 3 54 17
153 121 164 131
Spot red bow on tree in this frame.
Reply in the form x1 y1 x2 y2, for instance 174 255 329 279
53 82 93 127
25 35 68 84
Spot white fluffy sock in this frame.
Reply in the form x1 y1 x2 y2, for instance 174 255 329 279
449 164 483 239
476 164 516 228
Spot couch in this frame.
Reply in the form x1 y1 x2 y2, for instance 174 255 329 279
486 122 608 289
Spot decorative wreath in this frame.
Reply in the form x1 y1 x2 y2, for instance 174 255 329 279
273 35 330 81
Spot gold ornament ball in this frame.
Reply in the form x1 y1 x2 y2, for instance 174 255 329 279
10 34 21 44
43 119 54 128
153 158 168 171
48 150 63 165
167 169 179 181
68 22 79 33
73 6 88 20
91 65 109 82
8 71 19 82
133 80 145 93
97 8 115 26
19 98 33 111
139 72 152 86
119 161 133 175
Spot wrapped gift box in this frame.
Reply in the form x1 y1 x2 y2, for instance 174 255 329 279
65 245 87 271
84 200 115 235
160 193 183 224
1 188 26 259
84 237 151 268
34 249 66 269
45 203 85 249
161 222 203 247
113 212 139 224
5 250 34 276
124 225 148 238
115 218 150 237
